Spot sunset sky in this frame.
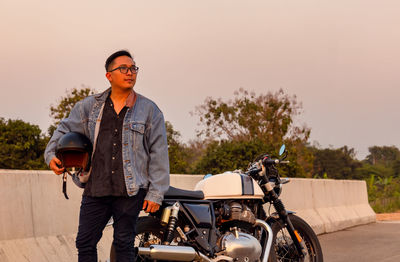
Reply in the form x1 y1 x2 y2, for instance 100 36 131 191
1 0 399 159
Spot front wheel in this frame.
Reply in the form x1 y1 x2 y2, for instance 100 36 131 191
269 214 323 262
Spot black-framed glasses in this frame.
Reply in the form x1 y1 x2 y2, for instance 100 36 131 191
108 65 139 74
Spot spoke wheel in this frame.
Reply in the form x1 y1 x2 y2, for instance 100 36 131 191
269 214 323 262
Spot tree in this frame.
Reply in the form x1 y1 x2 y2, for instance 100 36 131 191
166 121 191 174
311 146 361 179
184 138 211 174
194 139 267 174
366 146 400 167
194 88 310 147
0 118 48 169
48 85 96 136
193 88 313 177
356 146 400 180
355 163 393 180
392 160 400 177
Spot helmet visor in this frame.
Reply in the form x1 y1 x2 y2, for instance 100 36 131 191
59 151 89 169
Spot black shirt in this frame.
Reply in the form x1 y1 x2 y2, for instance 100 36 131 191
83 95 128 197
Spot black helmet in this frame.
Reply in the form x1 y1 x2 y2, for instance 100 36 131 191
56 132 93 172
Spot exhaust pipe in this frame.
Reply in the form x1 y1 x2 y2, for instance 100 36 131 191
138 245 212 262
254 219 274 262
138 220 273 262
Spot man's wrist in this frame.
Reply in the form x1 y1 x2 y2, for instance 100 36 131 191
46 153 56 166
144 191 163 205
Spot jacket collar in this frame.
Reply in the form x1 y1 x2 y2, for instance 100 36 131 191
94 88 111 102
95 88 137 109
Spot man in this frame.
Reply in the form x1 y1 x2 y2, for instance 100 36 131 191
44 50 170 261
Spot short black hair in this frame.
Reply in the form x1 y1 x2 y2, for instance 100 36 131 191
105 50 133 71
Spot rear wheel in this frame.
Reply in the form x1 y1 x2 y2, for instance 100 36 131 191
110 216 165 262
269 214 323 262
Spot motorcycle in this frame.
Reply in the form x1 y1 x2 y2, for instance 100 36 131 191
110 145 323 262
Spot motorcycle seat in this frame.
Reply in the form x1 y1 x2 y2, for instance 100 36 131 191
164 186 204 199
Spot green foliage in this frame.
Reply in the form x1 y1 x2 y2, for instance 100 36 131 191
367 175 400 213
281 140 314 178
0 118 48 169
48 86 96 136
166 121 191 174
310 146 361 179
393 160 400 177
366 145 400 167
166 121 209 174
371 197 400 213
194 88 313 177
354 163 392 180
361 146 400 213
195 88 310 145
194 139 269 174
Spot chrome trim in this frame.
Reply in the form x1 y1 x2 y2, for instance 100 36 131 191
138 245 212 262
255 219 274 262
138 220 273 262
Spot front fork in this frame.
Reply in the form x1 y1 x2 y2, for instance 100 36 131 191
264 183 305 258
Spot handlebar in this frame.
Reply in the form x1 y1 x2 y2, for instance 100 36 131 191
244 150 290 198
246 158 290 177
263 158 290 165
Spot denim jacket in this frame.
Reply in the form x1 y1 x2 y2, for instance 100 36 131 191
44 88 170 204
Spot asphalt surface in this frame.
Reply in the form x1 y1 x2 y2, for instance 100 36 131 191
318 221 400 262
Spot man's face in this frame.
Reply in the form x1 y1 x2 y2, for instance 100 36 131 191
106 55 137 90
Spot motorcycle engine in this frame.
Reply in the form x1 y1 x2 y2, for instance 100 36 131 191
214 202 261 262
217 201 257 227
218 229 262 262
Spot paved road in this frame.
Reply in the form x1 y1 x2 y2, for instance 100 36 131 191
318 221 400 262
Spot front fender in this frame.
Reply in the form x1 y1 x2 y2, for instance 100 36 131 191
266 210 296 224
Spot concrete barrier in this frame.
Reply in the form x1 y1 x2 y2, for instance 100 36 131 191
279 178 376 235
0 170 375 261
0 170 83 240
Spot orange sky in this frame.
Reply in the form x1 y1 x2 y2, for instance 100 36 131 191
1 0 399 159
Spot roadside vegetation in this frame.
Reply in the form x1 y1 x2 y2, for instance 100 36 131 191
1 87 399 213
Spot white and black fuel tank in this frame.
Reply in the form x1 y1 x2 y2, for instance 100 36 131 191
194 173 264 200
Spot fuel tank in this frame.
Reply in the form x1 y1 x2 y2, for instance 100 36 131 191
194 173 264 200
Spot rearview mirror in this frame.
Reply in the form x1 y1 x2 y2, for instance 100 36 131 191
279 144 286 156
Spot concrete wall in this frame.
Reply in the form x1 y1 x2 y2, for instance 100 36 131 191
0 170 375 261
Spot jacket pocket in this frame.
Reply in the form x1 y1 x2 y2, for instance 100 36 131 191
130 122 145 134
129 122 146 150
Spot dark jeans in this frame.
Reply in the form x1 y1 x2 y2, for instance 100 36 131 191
75 189 146 262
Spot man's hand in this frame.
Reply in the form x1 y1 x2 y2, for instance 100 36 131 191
142 200 160 213
49 157 65 175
